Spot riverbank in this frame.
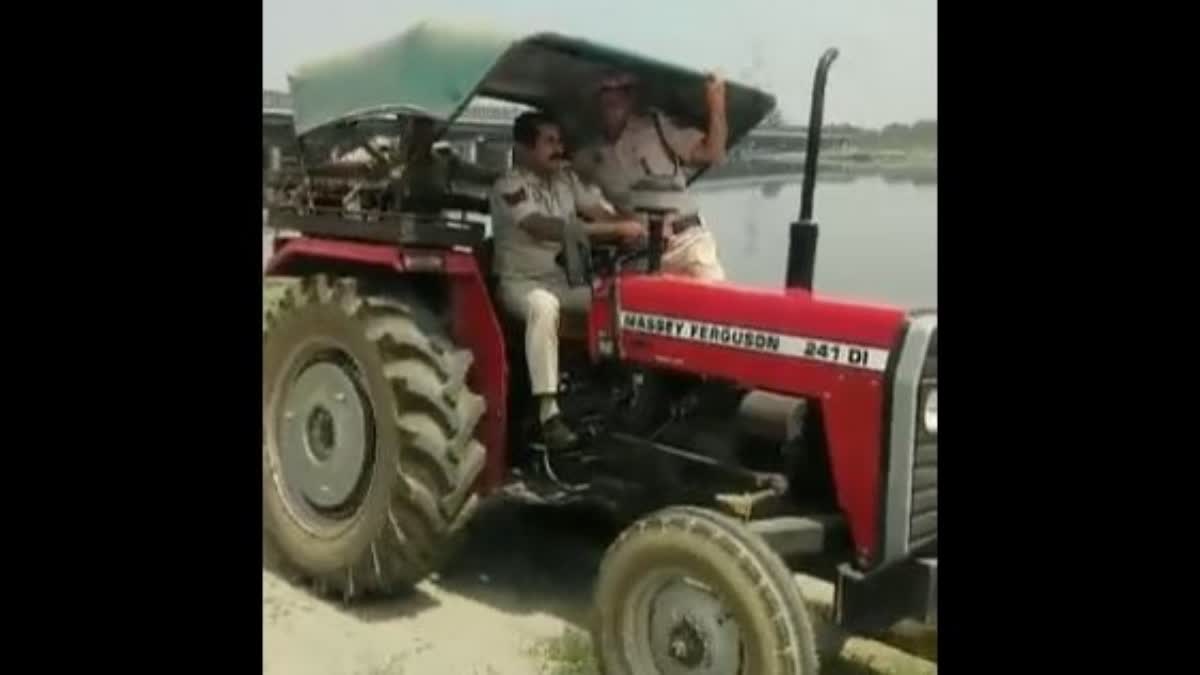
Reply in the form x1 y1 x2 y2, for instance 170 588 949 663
707 150 937 185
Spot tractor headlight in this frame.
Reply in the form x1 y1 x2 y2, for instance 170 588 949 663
921 387 938 435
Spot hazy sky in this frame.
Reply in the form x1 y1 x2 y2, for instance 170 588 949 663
263 0 936 128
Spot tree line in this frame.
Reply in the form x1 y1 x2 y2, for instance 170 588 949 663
762 111 937 150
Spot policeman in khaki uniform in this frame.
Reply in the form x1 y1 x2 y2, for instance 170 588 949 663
491 111 645 451
573 71 730 281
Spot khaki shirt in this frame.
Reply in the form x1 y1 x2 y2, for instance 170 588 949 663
489 166 608 283
573 111 704 215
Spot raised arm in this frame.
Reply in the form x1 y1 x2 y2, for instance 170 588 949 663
661 73 729 167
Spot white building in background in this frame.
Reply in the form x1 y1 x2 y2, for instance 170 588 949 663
263 90 523 172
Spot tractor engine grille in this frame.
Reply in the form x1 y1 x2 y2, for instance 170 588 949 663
909 328 937 548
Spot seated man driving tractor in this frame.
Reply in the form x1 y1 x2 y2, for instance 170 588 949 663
491 111 645 451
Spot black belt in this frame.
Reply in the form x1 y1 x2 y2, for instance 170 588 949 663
671 214 702 234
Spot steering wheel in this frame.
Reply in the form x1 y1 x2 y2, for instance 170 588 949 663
615 210 670 274
558 210 674 283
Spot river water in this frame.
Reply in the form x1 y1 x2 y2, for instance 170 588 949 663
264 175 937 311
693 175 937 310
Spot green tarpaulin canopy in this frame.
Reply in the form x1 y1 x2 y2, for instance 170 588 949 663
287 18 776 151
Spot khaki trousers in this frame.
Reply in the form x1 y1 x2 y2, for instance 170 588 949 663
661 228 725 281
498 277 591 396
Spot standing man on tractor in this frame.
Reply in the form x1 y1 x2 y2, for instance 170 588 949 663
491 111 646 451
573 71 730 280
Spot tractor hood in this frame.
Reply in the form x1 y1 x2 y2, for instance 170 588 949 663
614 275 908 362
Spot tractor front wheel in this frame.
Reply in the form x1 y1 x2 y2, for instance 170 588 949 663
592 506 819 675
262 275 486 600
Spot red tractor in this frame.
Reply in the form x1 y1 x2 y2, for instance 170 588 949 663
263 20 936 674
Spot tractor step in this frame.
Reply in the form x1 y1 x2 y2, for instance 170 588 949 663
499 467 643 513
524 442 602 491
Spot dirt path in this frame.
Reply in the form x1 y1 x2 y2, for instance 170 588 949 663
264 498 935 674
264 499 617 675
263 569 568 675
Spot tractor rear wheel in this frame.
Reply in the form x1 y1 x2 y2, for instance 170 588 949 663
592 505 819 675
262 274 486 600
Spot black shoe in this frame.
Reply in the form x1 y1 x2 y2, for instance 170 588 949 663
539 414 580 453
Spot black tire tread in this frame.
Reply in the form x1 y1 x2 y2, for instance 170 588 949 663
594 505 820 675
263 274 487 601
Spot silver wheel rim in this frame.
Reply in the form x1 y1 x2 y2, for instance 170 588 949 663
624 569 744 675
276 355 373 519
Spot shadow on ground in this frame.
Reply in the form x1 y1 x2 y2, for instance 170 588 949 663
351 498 621 628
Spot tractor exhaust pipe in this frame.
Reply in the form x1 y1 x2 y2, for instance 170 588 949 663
798 48 839 223
786 47 839 291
